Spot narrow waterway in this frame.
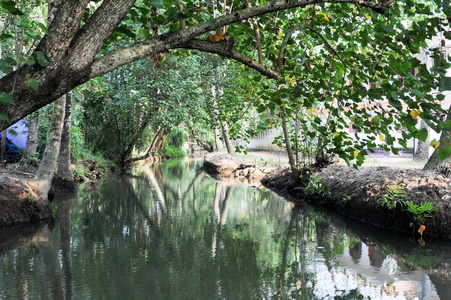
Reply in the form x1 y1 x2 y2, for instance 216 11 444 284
1 158 451 299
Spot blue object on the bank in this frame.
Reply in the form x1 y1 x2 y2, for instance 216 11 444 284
0 132 23 162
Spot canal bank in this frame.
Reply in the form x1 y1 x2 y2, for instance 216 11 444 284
204 153 451 241
2 157 451 299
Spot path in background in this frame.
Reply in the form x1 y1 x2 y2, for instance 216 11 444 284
236 150 425 169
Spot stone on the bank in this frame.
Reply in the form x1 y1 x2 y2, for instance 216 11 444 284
204 153 252 177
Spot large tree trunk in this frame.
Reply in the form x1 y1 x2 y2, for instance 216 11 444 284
21 112 40 165
414 119 430 162
57 91 74 181
33 96 66 197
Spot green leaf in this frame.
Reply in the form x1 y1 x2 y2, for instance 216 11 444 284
431 67 447 74
23 56 35 66
0 33 13 41
437 146 451 161
35 51 52 67
390 91 398 100
411 89 424 98
391 146 400 155
0 1 24 15
150 0 164 8
437 94 446 100
388 97 402 109
0 111 9 123
442 77 451 91
8 128 18 136
403 115 417 127
381 23 395 33
418 128 428 142
0 57 16 73
0 92 14 105
37 22 49 36
28 78 39 93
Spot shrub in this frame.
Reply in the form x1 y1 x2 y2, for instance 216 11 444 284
162 129 186 158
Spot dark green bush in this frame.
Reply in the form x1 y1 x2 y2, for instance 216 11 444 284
162 129 186 158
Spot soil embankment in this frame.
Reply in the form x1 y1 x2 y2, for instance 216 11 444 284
204 153 451 241
0 176 53 226
0 163 83 227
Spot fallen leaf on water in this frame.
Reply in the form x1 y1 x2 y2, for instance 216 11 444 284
418 225 426 236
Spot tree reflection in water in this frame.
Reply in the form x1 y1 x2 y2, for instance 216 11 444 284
0 158 450 299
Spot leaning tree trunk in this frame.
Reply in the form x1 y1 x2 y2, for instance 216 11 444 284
423 106 451 171
57 91 73 181
34 96 66 197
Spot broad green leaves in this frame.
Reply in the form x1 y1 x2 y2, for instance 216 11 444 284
0 92 14 105
0 1 24 15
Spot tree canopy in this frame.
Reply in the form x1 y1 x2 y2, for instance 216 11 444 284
1 0 450 164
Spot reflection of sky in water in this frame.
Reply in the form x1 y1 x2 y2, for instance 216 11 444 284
308 238 439 299
0 158 449 299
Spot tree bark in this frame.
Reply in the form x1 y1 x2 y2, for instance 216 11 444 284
214 127 221 152
280 105 298 177
21 112 40 164
1 130 6 168
424 107 451 170
118 118 149 171
414 119 430 162
221 121 234 154
123 126 162 165
57 91 74 181
33 96 66 197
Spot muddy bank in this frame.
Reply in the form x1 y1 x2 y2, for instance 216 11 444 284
0 176 53 227
261 165 451 241
204 153 451 240
0 163 81 227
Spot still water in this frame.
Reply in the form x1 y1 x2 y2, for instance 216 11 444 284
1 158 451 299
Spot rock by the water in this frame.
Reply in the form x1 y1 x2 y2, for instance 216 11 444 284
204 153 251 177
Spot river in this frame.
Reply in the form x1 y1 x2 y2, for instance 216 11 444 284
0 157 451 299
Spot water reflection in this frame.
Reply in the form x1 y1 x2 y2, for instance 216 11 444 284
0 158 450 299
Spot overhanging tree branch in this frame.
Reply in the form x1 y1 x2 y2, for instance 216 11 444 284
179 39 279 80
276 30 292 73
35 0 90 61
304 25 347 67
67 0 137 72
0 0 390 131
90 0 387 78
